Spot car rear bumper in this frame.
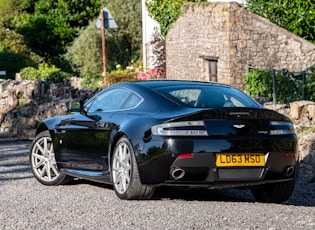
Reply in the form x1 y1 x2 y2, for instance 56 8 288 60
167 153 297 182
160 177 296 189
137 135 298 185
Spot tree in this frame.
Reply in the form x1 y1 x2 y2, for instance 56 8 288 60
0 0 14 17
1 0 143 81
0 0 41 79
146 0 207 37
0 49 37 79
14 0 102 59
246 0 315 43
149 29 166 77
0 0 20 28
105 0 142 69
64 20 103 78
64 0 143 84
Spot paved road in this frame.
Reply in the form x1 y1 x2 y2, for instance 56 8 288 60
0 140 314 229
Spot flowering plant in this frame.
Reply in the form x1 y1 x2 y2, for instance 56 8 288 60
136 68 165 80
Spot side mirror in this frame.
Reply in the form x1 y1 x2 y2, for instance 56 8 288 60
69 99 83 112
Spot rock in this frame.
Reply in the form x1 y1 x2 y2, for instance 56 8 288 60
308 104 315 120
0 79 99 139
290 100 315 119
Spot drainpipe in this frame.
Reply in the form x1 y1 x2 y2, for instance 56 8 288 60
142 0 147 69
272 69 277 105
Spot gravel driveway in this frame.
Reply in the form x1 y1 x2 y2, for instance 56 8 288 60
0 140 314 229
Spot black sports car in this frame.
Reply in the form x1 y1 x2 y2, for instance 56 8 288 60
30 80 298 202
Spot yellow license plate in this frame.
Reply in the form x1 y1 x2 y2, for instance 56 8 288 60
216 153 265 167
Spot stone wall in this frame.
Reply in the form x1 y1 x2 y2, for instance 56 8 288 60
265 101 315 178
0 78 98 138
166 2 315 89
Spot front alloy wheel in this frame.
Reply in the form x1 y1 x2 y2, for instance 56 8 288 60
111 136 154 200
30 131 70 185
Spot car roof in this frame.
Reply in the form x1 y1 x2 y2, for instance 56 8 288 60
114 79 232 89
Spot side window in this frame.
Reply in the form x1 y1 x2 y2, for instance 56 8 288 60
121 93 142 109
87 88 132 112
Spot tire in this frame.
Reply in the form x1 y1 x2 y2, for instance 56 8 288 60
30 131 72 185
251 180 295 203
111 136 155 200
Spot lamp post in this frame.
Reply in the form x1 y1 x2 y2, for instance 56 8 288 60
101 9 107 86
96 7 117 86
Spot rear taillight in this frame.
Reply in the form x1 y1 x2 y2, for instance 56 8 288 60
284 152 294 157
151 121 208 136
178 153 193 159
269 121 295 135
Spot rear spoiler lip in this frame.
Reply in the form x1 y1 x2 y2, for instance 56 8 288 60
169 107 291 123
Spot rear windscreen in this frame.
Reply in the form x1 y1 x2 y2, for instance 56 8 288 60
153 85 261 109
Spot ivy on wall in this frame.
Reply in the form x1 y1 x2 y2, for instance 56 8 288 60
146 0 207 37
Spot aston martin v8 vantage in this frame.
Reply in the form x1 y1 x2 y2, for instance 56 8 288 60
30 80 298 202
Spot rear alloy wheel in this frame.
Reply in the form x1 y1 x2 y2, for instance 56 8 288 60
111 136 155 200
251 180 295 203
30 131 71 185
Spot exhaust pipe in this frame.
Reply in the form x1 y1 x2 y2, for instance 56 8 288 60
284 166 294 177
170 168 185 180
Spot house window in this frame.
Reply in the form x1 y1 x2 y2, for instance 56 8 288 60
200 55 219 82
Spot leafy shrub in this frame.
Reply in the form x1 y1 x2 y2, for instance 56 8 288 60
243 69 273 100
80 68 139 90
275 71 301 103
305 68 315 101
20 64 73 83
107 67 165 83
81 66 166 90
82 75 104 90
108 68 138 85
0 26 43 80
0 49 37 79
243 67 315 104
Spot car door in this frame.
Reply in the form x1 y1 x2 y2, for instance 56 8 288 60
59 88 133 171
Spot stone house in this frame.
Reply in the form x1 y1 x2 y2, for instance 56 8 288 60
166 2 315 90
142 0 247 70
